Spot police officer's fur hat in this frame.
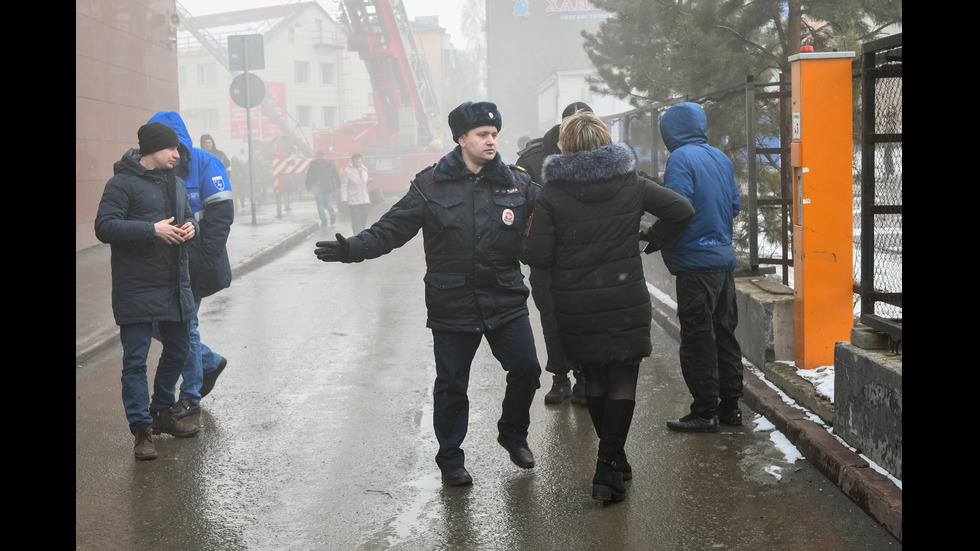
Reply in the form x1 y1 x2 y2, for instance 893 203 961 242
448 101 502 143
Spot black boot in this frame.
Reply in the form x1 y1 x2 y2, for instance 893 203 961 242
587 396 633 480
585 395 606 439
600 399 636 483
544 374 572 404
592 457 626 502
570 365 587 405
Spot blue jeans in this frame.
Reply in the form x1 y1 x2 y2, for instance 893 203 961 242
120 321 189 432
431 316 541 469
315 192 335 225
153 298 222 405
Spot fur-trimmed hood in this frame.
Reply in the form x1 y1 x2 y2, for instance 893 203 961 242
541 142 636 202
431 146 516 187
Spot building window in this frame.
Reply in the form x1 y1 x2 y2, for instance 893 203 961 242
295 61 310 83
197 63 216 86
321 106 336 129
320 63 335 85
200 109 220 132
297 105 312 127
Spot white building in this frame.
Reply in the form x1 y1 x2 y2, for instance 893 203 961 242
534 68 634 136
176 2 374 161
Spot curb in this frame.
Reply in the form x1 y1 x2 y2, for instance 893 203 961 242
651 300 902 543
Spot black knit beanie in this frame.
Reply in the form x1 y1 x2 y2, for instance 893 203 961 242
138 122 179 155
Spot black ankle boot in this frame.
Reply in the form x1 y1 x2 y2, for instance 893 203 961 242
592 458 626 502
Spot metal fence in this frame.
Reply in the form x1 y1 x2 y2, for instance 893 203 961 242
857 33 903 343
600 76 791 281
599 34 903 344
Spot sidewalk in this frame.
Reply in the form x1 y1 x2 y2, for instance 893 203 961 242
76 195 322 365
74 193 901 542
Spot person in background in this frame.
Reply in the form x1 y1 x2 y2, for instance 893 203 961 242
149 112 234 419
516 102 593 406
658 102 744 434
315 101 542 487
340 152 372 233
305 150 341 227
521 111 694 502
95 122 201 460
200 133 232 182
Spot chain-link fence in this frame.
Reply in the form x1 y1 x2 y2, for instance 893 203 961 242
600 77 791 282
857 33 902 342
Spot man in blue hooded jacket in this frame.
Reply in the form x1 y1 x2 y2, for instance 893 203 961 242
148 111 234 418
658 102 744 433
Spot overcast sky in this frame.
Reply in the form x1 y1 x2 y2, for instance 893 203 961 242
178 0 465 46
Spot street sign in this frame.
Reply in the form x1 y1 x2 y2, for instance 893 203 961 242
228 34 265 71
230 73 265 109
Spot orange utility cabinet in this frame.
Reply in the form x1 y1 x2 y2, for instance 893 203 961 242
789 49 855 370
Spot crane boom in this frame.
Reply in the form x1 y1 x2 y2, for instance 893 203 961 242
341 0 438 149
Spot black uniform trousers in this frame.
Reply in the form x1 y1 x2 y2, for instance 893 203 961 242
431 315 541 469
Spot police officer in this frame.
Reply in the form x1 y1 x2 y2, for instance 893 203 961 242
314 101 542 486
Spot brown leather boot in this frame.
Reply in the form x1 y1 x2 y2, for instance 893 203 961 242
151 408 200 438
133 425 157 460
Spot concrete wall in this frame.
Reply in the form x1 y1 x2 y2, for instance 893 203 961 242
834 341 903 480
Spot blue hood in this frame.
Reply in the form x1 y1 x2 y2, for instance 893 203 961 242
660 102 708 153
148 111 193 152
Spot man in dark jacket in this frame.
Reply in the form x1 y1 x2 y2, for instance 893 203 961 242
305 149 340 227
314 101 542 486
149 112 234 419
94 122 202 460
517 101 592 406
658 102 744 433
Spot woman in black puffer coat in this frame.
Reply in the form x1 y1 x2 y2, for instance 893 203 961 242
521 111 694 502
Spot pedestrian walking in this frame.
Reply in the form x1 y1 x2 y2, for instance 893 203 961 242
94 122 201 460
306 150 341 227
315 101 542 486
149 111 234 418
340 152 372 233
521 111 694 501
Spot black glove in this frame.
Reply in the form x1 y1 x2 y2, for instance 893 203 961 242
638 229 660 254
314 233 350 262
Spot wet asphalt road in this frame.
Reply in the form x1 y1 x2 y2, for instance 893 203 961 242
75 233 900 550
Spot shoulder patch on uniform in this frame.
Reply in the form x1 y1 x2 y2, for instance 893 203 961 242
415 163 436 178
513 164 528 173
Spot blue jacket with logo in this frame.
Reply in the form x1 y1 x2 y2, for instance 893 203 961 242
148 111 234 299
659 102 740 274
342 148 540 332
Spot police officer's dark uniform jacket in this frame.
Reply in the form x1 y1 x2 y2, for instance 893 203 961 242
339 147 540 333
